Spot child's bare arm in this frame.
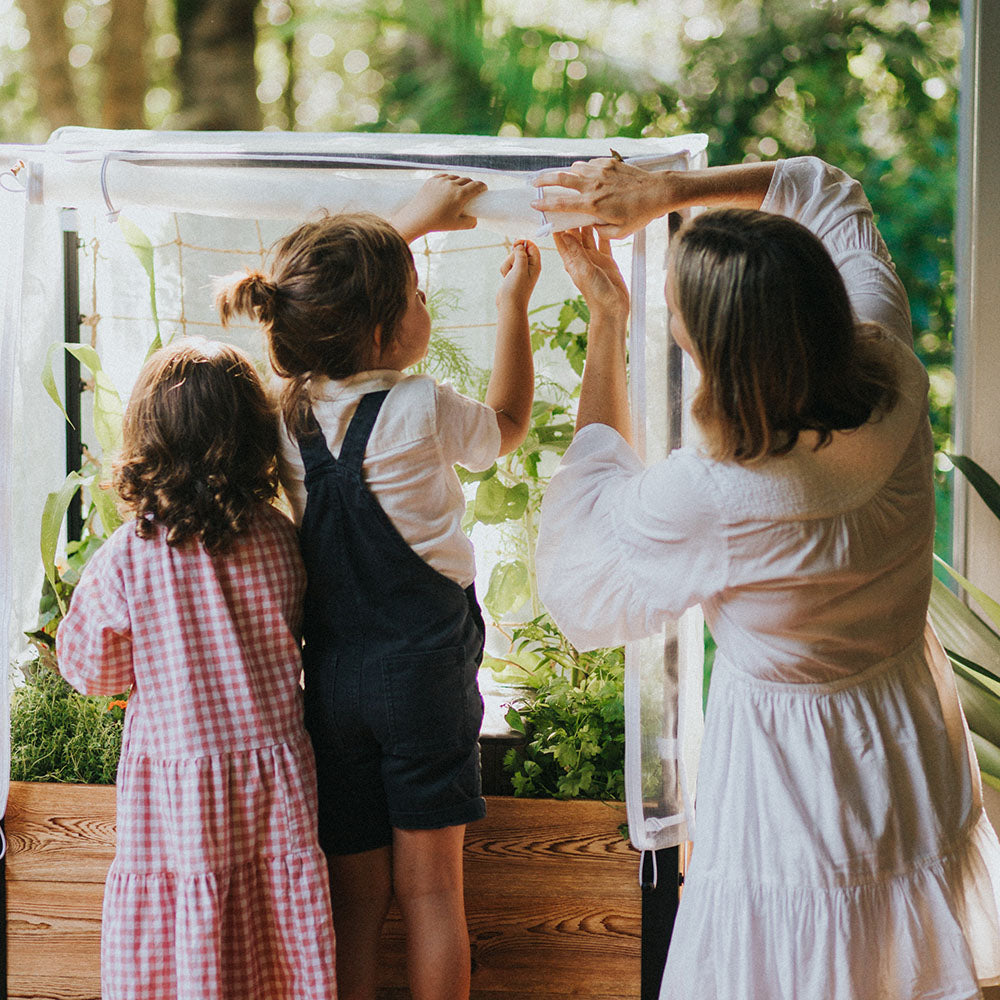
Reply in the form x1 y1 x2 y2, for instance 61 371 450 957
390 173 488 243
486 240 541 455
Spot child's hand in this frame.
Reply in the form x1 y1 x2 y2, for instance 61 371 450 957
497 240 541 311
553 227 629 321
391 173 488 242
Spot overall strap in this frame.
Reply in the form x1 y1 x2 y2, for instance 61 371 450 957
296 407 335 471
338 390 390 474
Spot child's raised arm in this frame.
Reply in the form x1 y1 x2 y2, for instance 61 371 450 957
486 239 541 455
390 173 488 243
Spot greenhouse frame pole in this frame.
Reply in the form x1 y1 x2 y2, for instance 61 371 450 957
62 209 83 544
640 210 686 1000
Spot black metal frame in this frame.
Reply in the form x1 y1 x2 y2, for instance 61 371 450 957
0 819 5 1000
63 219 84 543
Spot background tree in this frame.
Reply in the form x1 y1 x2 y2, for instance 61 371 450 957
18 0 150 135
22 0 81 129
172 0 260 129
102 0 149 128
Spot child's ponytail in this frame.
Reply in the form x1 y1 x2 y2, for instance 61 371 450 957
215 212 415 440
214 271 278 329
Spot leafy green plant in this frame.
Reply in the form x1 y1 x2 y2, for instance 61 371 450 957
13 239 145 780
459 297 586 621
497 615 625 801
13 342 125 782
421 293 627 801
10 662 127 784
928 454 1000 791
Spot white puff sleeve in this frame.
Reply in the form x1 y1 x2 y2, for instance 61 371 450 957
762 156 913 347
536 424 728 651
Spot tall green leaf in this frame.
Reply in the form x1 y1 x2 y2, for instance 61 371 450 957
929 576 1000 683
40 343 71 424
40 472 88 614
934 554 1000 637
118 215 161 351
950 454 1000 523
971 732 1000 790
63 344 124 458
952 670 1000 749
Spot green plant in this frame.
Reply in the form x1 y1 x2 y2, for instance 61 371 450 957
459 297 586 621
422 293 627 801
928 454 1000 792
13 224 148 780
12 342 126 782
10 661 126 784
496 615 625 800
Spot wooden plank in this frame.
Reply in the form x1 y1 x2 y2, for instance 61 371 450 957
379 797 641 997
6 783 115 884
6 784 109 999
466 797 634 897
380 897 639 993
7 880 103 1000
378 993 632 1000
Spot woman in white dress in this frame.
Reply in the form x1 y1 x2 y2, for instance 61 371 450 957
531 156 1000 999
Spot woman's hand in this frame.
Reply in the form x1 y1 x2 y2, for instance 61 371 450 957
497 239 541 311
553 227 629 322
532 158 679 238
532 157 778 238
391 173 488 242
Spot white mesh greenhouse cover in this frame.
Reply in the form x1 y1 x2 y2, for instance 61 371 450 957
0 127 706 858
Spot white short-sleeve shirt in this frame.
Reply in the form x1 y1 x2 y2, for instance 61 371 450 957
279 369 501 588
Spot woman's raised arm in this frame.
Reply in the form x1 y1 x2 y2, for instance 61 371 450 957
532 157 779 238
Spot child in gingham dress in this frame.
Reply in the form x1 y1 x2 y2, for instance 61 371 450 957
57 339 336 1000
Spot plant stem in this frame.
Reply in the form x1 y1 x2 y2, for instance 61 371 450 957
524 498 541 618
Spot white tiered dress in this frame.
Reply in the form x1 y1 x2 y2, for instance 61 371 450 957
536 156 1000 999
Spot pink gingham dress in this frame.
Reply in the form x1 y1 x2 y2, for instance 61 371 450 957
57 504 336 1000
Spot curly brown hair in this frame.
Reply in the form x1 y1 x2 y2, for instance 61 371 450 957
113 339 280 553
671 207 898 463
214 212 414 438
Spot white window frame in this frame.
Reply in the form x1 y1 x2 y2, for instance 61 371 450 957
954 0 1000 589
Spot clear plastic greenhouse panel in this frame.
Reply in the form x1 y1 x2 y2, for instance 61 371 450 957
0 128 707 855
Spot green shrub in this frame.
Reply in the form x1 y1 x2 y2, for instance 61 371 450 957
498 616 625 800
10 661 126 784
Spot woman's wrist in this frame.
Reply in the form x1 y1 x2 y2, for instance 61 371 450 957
586 300 630 333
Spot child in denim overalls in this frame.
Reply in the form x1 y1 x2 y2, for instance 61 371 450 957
217 175 540 1000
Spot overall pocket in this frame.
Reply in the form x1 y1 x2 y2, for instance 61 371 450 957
381 645 482 752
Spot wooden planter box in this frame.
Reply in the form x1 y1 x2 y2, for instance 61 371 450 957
6 781 115 1000
5 781 640 1000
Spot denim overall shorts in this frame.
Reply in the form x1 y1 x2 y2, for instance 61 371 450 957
297 389 487 855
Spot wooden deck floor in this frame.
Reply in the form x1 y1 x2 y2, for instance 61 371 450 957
6 782 641 999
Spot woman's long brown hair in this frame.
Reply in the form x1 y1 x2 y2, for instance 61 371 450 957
671 208 898 463
113 339 280 553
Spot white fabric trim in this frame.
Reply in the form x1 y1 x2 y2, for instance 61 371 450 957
0 185 27 851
